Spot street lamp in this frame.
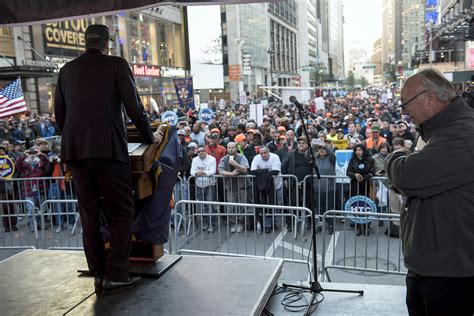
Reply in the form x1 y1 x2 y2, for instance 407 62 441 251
267 49 274 86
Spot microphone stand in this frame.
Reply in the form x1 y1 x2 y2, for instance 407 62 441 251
282 100 364 315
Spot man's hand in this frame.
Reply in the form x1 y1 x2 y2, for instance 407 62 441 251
228 158 238 167
355 173 364 182
153 129 164 144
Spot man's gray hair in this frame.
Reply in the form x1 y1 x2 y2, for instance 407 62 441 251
409 68 456 104
227 142 236 148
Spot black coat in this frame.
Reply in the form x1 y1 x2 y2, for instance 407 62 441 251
346 156 375 196
54 49 154 163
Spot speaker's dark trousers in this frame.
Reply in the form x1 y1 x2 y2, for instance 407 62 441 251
69 158 134 282
406 271 474 316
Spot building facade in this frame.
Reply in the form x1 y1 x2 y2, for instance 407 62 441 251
0 7 188 115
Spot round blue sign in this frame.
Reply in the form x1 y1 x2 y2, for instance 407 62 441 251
161 111 178 125
198 108 215 124
344 195 377 224
0 155 15 179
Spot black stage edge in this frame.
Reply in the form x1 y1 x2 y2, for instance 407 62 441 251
77 255 183 279
0 249 283 316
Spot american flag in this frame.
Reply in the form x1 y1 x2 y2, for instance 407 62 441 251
0 78 27 118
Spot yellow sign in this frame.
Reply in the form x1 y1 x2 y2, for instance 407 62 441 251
333 139 349 150
0 155 15 179
44 20 90 51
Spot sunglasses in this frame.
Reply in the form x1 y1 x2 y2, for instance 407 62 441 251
401 90 427 110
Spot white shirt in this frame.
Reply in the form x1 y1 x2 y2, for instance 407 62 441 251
250 152 282 189
190 155 216 188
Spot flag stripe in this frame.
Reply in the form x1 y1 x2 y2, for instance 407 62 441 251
0 101 26 113
0 96 25 108
0 102 27 115
0 105 27 118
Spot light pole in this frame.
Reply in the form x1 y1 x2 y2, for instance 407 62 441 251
267 49 274 86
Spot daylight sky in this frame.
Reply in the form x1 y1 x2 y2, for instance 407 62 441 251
342 0 383 57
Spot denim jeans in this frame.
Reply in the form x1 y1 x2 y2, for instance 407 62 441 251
49 183 76 228
196 185 216 225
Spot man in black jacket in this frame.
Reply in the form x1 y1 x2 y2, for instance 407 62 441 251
386 69 474 315
55 25 162 295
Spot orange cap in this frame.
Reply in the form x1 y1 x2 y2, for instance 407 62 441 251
234 133 246 142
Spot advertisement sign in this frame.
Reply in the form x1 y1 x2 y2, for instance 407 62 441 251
132 64 161 77
335 150 352 184
42 20 90 57
344 195 377 224
242 53 251 75
198 107 215 124
228 65 241 81
173 77 195 109
161 111 178 125
332 139 349 150
0 155 15 179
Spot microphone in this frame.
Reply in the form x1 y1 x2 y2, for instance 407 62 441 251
289 96 304 111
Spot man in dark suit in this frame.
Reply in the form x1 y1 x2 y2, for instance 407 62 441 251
54 24 162 295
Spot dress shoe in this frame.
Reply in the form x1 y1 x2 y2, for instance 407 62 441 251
4 227 10 233
12 226 18 231
102 277 141 295
94 276 103 294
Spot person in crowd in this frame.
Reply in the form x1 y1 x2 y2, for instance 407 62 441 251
391 137 405 150
206 130 226 172
250 146 282 233
386 69 474 315
190 123 206 146
313 139 337 234
222 125 237 146
346 144 375 236
0 144 18 232
393 121 414 142
267 129 284 153
364 123 386 155
218 142 250 233
235 133 256 165
281 136 311 231
15 146 52 232
276 129 297 162
190 145 217 233
177 129 189 150
380 120 392 144
54 24 161 294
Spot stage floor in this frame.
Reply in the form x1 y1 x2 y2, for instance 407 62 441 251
0 249 282 316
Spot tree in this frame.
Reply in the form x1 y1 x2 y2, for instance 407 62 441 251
346 71 356 88
357 76 369 88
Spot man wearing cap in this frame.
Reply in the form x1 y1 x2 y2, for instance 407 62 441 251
55 24 163 294
364 123 386 154
235 133 256 165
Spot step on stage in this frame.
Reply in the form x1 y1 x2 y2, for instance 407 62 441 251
0 250 282 315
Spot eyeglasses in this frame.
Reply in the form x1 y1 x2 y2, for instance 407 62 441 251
401 90 427 110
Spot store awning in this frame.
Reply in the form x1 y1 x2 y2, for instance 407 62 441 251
0 66 56 80
0 0 266 27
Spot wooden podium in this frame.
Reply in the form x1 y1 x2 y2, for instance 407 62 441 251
127 123 166 263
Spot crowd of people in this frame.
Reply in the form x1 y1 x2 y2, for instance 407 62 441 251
0 86 468 235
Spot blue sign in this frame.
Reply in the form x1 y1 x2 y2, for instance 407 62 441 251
173 77 195 109
198 108 215 124
0 155 15 179
161 111 178 125
344 195 377 224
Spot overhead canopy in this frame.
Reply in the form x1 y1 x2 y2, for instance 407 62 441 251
0 0 263 27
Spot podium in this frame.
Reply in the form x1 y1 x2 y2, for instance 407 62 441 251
127 123 168 264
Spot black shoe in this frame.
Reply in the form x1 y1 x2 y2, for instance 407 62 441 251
4 227 10 232
315 226 323 234
94 276 103 294
348 222 355 230
378 220 384 227
12 226 18 231
102 277 141 295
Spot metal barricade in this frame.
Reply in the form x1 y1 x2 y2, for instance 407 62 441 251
320 210 405 282
39 200 82 249
0 199 40 248
172 200 313 269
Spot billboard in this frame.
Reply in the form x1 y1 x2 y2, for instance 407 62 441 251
187 6 224 90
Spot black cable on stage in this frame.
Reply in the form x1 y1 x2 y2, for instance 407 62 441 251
271 285 325 313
